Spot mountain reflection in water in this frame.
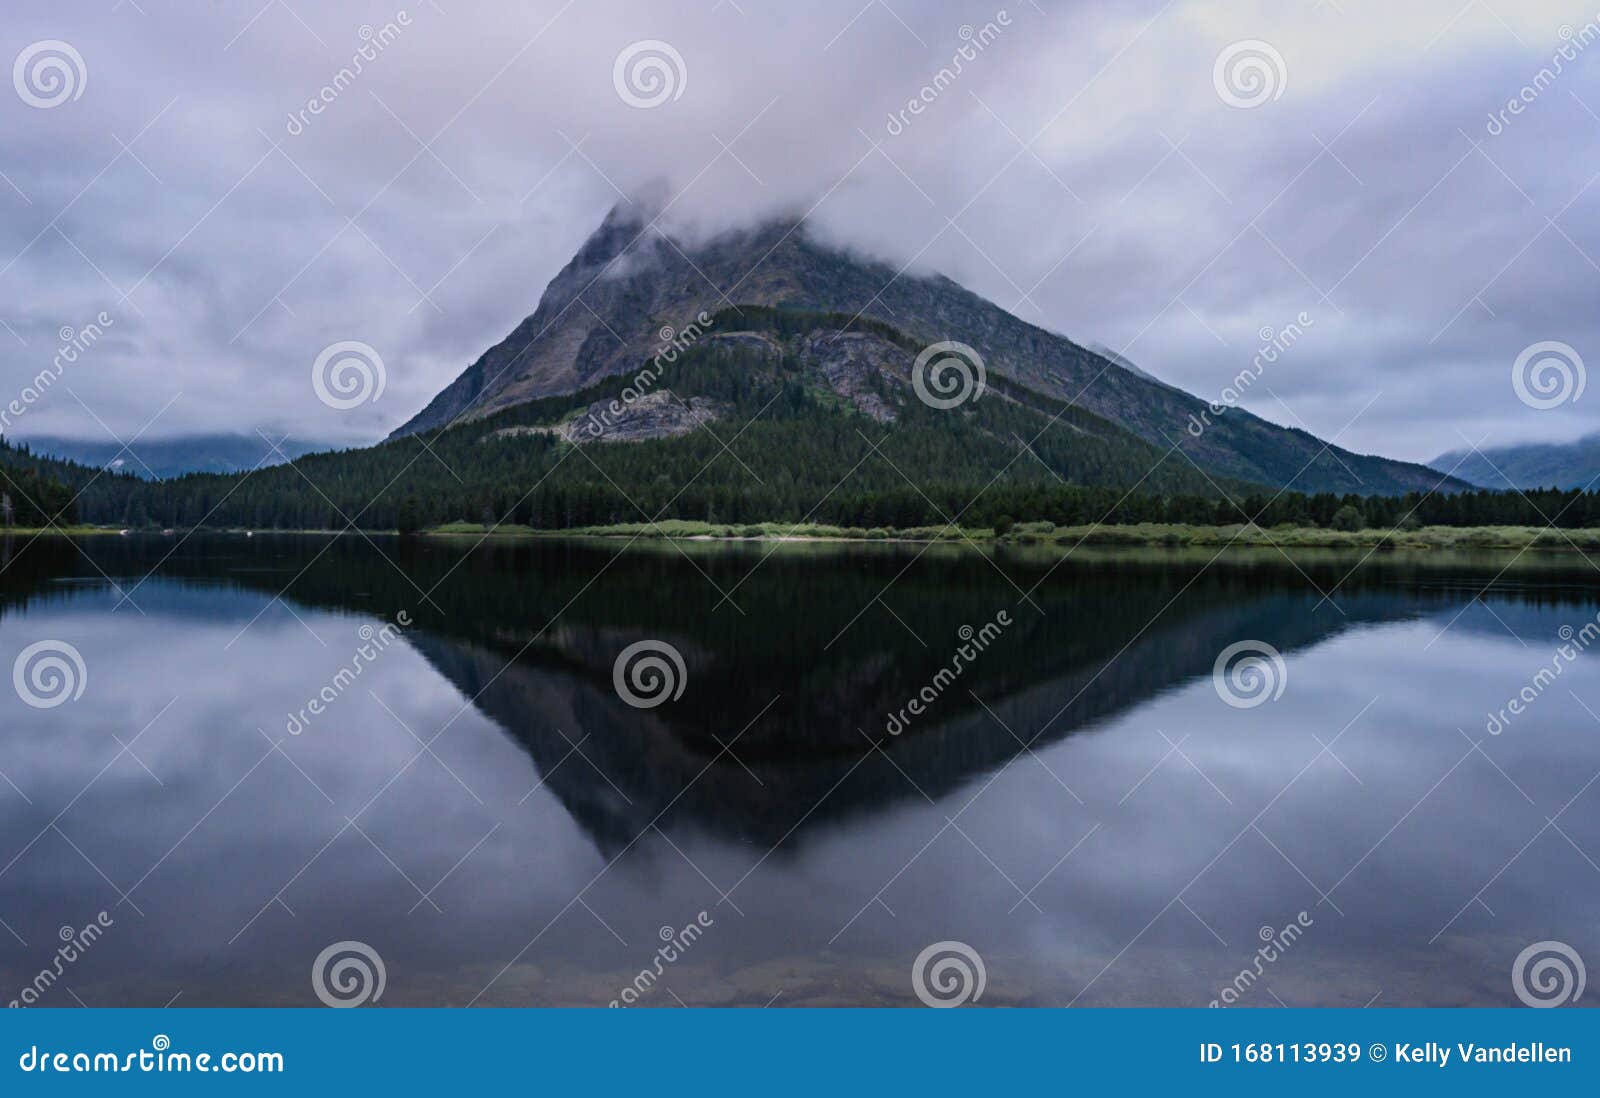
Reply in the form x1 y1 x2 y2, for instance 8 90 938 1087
0 534 1596 1007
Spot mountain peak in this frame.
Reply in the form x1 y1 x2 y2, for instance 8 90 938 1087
388 207 1459 496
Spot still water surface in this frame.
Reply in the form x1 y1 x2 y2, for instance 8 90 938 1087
0 534 1596 1006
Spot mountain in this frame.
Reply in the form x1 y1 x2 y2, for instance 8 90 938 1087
393 203 1459 497
1431 433 1600 491
16 433 317 480
1083 342 1178 391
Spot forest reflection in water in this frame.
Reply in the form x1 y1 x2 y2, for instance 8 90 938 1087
0 533 1596 1006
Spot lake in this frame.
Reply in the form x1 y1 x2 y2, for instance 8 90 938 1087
0 533 1596 1007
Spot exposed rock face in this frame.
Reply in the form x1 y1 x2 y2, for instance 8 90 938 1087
393 202 1463 496
796 330 909 423
703 331 783 358
485 391 725 446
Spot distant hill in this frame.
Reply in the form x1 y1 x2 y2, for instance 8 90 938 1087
1431 433 1600 490
392 203 1460 497
14 433 318 480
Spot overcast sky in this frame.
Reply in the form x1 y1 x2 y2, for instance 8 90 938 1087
3 0 1599 463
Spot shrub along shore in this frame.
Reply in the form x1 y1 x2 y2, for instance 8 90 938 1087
11 520 1600 553
419 519 1600 552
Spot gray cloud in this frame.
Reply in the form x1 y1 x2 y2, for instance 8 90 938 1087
1 0 1597 463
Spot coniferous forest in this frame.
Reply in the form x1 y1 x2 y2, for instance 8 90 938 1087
1 311 1596 536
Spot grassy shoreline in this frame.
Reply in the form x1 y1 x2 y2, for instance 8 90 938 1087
14 520 1600 553
420 519 1600 552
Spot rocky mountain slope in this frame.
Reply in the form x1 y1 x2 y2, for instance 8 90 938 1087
394 204 1459 496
